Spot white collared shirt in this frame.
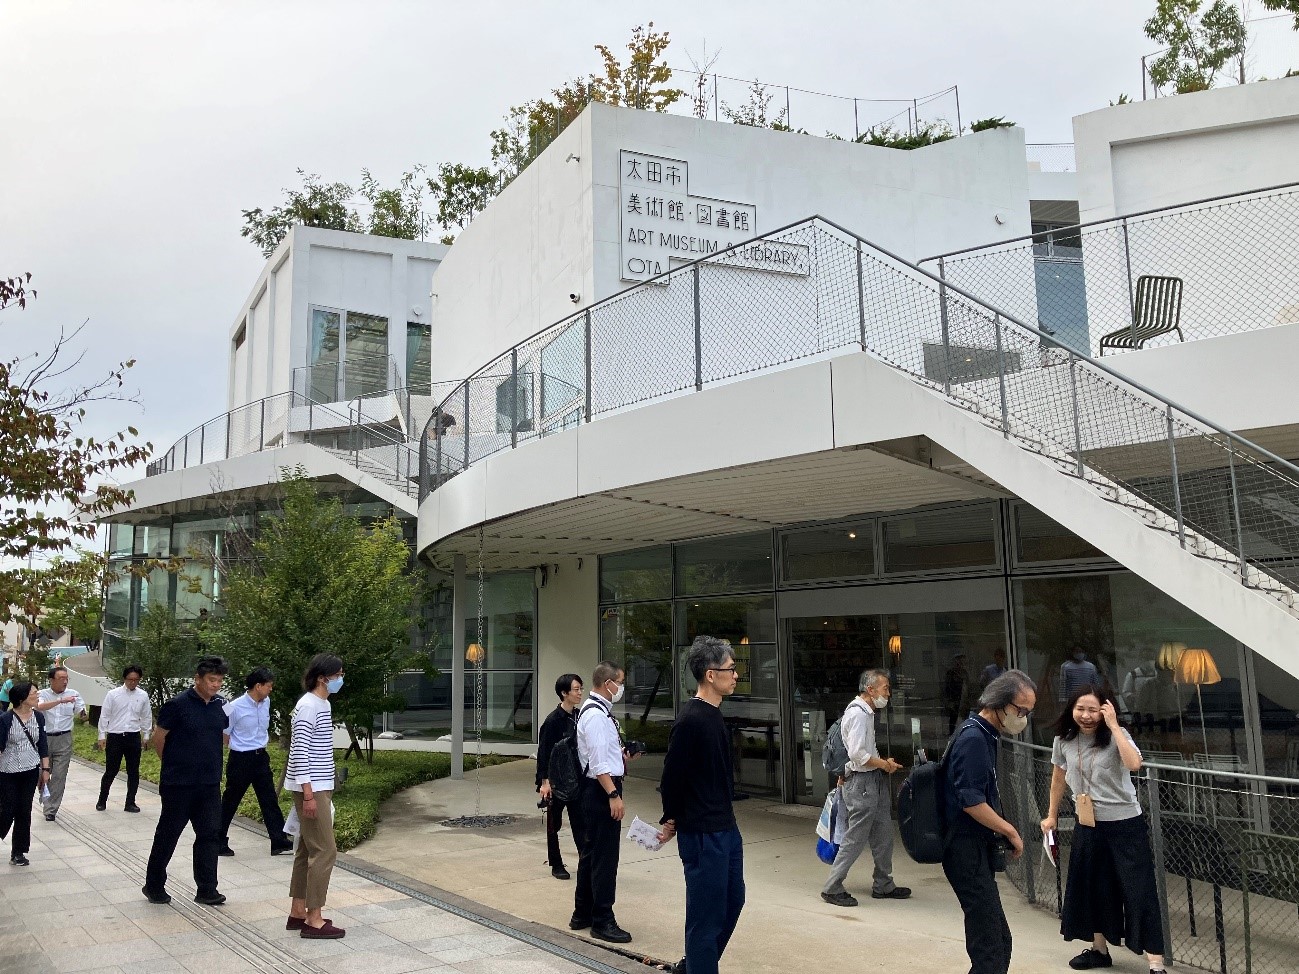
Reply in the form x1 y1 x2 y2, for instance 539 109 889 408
224 692 270 751
98 685 153 739
37 687 86 733
577 693 624 779
841 697 879 774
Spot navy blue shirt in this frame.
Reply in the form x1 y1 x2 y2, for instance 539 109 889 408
944 714 1001 837
157 688 229 788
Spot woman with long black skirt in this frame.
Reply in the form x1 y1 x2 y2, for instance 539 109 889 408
1041 684 1167 974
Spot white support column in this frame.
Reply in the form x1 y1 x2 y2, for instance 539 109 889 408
450 553 466 780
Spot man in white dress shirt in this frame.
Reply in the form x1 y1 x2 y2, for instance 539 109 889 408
97 664 153 812
35 666 87 821
572 660 634 945
218 667 293 856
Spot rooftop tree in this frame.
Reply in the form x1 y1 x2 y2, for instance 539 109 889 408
1144 0 1247 93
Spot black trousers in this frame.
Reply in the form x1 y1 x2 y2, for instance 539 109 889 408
574 777 622 926
943 830 1013 974
546 794 583 870
219 749 287 849
145 783 222 896
99 731 142 804
0 767 40 856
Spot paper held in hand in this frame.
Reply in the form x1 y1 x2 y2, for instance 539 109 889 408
1043 828 1059 867
627 816 666 852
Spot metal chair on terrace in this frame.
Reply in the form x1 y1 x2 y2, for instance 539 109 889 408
1098 275 1185 355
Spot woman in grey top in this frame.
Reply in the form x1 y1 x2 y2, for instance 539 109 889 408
0 682 51 866
1041 685 1166 974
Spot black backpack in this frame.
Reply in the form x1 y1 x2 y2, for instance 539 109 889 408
547 701 603 802
897 724 964 864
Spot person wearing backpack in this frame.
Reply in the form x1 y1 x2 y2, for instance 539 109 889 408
536 673 585 880
942 669 1037 974
820 669 909 907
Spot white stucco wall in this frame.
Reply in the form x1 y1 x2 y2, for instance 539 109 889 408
537 557 600 690
431 102 1033 383
225 228 446 411
1074 77 1299 222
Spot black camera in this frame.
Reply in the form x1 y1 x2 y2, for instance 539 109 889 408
624 740 647 757
536 797 551 809
989 837 1008 873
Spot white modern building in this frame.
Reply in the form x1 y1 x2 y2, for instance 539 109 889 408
104 79 1299 806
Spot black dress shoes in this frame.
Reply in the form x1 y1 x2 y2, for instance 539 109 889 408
124 803 141 813
271 838 295 856
551 865 570 880
95 801 106 811
194 890 227 906
142 886 171 904
218 845 235 857
568 914 592 930
591 923 632 944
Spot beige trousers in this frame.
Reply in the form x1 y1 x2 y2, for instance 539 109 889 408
289 790 337 910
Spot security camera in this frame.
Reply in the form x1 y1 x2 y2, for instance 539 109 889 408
569 292 581 304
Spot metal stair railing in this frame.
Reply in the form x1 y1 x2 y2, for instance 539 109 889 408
420 216 1299 606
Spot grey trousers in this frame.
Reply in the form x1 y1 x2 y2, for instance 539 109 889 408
822 770 897 896
43 733 73 816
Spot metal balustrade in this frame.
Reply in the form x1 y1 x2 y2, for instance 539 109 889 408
420 216 1299 609
922 182 1299 358
1025 142 1076 173
1000 737 1299 974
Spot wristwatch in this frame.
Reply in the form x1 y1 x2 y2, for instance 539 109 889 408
606 789 619 799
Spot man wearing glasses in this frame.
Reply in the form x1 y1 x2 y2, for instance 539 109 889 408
656 636 746 974
942 668 1038 974
572 660 634 944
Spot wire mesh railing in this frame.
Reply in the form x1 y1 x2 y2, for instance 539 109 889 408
1026 143 1076 173
421 216 1299 607
922 182 1299 359
1000 737 1299 974
146 389 424 497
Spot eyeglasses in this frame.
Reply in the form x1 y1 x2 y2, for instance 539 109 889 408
708 666 739 674
1007 705 1034 719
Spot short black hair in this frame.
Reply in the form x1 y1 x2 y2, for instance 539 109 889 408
245 666 275 690
48 665 68 680
303 653 344 692
7 682 33 707
687 635 732 682
122 664 143 680
554 673 582 699
195 656 229 678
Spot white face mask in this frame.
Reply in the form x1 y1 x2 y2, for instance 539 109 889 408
1001 709 1029 734
872 696 889 710
609 683 625 704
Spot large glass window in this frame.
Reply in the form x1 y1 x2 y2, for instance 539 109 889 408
1014 572 1247 763
781 521 875 583
1250 652 1299 780
344 311 389 399
675 532 773 597
1014 503 1105 564
600 547 671 604
882 505 999 574
108 524 133 558
601 601 674 773
309 308 341 401
452 571 535 744
406 322 431 393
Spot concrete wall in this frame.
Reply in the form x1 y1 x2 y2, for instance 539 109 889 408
537 557 600 691
431 102 1033 383
1074 77 1299 221
225 228 446 411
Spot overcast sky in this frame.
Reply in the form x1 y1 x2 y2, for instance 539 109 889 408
4 0 1296 484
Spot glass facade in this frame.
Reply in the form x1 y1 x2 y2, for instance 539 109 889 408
599 499 1299 804
309 307 390 401
406 321 431 392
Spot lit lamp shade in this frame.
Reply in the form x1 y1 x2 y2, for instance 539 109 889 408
888 635 902 656
739 636 750 646
1175 647 1221 686
1158 641 1187 672
465 643 486 665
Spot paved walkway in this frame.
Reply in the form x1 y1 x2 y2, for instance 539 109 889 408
0 760 635 974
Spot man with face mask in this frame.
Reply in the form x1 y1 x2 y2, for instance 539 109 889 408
820 669 909 907
572 660 634 944
942 668 1038 974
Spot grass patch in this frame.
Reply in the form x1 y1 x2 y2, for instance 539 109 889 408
72 722 518 850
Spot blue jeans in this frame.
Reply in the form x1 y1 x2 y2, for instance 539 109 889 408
677 827 745 974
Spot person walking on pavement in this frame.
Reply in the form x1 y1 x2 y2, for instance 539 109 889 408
284 654 347 940
97 664 152 812
571 660 637 944
657 635 747 974
820 669 911 907
143 656 231 907
536 672 584 880
943 669 1038 974
35 665 86 821
218 667 293 857
0 683 51 866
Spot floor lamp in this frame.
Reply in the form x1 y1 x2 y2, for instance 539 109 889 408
1175 647 1221 757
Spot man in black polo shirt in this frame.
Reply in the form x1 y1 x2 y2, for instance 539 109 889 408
658 635 745 974
942 668 1037 974
143 656 231 906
